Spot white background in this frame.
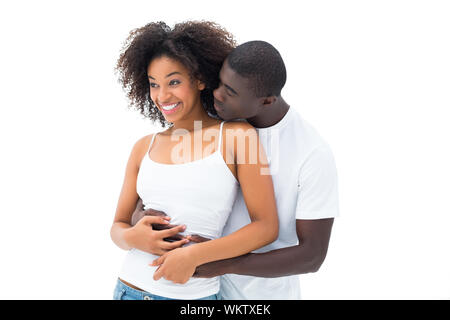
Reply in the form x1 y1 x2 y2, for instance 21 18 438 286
0 0 449 299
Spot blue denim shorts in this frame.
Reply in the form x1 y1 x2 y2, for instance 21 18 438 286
113 278 220 300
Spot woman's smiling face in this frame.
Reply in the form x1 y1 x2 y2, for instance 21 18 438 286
147 56 205 123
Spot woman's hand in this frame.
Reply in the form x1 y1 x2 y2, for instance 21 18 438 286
124 216 189 256
151 247 198 284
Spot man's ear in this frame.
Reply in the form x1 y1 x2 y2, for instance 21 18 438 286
261 96 277 106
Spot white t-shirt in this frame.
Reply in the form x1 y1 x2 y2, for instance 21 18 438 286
220 107 339 300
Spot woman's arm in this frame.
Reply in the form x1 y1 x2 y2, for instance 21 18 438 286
110 135 189 255
152 122 279 283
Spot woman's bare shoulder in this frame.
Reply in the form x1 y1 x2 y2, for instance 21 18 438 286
129 134 156 166
134 134 154 150
223 120 257 135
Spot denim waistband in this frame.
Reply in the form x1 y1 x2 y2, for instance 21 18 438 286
113 278 220 300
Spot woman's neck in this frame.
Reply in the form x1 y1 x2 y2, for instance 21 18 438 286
168 107 217 134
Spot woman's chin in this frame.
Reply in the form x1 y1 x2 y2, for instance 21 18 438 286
160 104 184 122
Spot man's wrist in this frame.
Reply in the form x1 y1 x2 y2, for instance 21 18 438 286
213 253 251 276
225 253 250 275
217 257 236 276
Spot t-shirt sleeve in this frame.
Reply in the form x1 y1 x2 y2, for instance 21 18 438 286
295 143 339 220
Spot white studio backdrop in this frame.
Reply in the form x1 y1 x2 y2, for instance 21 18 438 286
0 0 449 299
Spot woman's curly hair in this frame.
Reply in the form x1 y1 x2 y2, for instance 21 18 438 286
115 21 236 127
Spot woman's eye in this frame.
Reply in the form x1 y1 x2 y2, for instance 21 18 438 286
149 83 158 88
169 80 180 86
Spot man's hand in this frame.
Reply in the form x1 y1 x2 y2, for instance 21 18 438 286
186 234 211 244
131 199 167 226
129 199 217 257
124 216 189 256
131 198 185 242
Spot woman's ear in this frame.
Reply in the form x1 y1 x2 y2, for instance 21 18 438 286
197 81 206 91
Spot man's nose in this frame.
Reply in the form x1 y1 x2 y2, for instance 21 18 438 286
213 87 223 103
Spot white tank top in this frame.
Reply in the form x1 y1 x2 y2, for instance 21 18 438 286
119 121 239 299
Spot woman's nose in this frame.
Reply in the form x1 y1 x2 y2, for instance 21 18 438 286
157 87 171 103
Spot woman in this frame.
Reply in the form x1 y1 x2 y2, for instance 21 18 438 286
110 21 279 300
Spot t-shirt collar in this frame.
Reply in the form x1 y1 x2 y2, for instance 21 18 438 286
255 106 293 132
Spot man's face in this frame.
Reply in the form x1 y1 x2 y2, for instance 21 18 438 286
213 59 261 121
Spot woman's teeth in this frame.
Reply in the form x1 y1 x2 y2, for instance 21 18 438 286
162 103 180 111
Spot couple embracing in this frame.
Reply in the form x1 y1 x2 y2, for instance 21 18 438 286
110 20 338 300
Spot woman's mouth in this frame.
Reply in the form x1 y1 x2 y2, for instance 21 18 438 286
160 102 181 115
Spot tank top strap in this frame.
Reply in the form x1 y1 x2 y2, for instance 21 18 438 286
147 132 158 154
217 121 226 151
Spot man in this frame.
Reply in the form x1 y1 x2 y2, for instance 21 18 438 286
132 41 339 299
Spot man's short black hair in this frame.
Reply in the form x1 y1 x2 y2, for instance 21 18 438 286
227 40 286 97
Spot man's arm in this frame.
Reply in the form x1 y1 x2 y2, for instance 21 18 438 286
194 218 334 278
131 198 216 244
